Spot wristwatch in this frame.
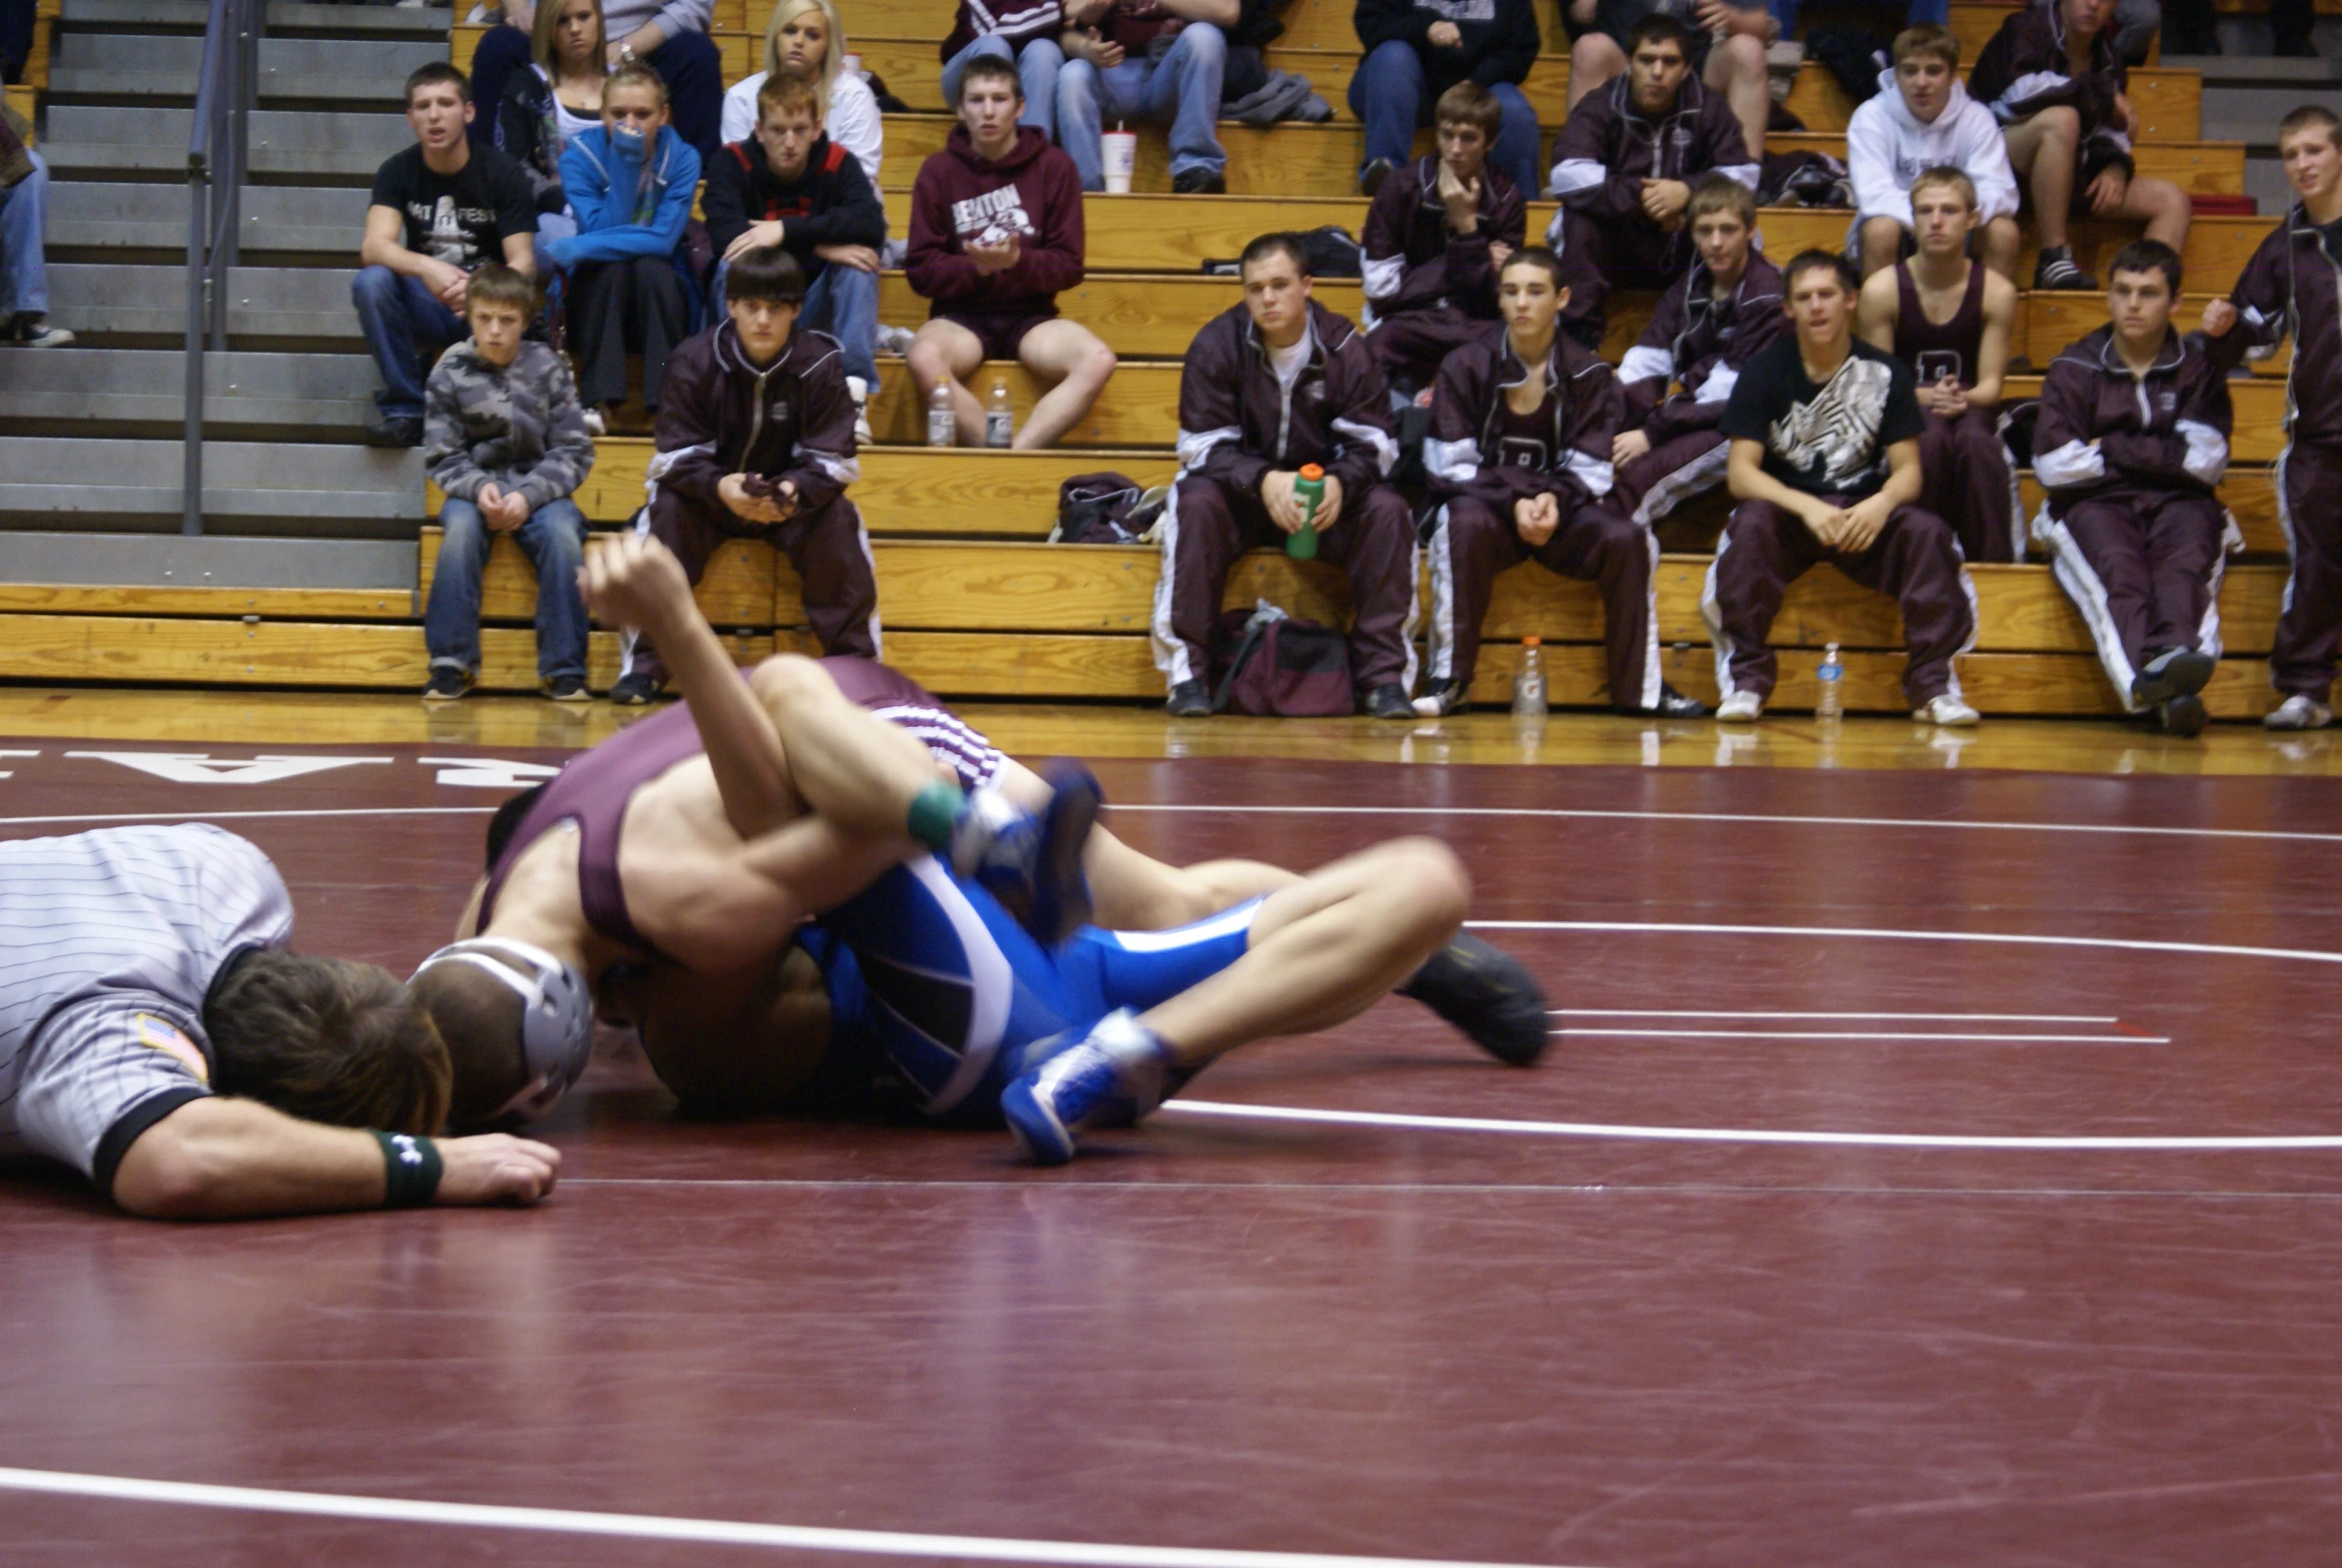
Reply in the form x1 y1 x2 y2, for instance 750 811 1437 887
618 41 638 62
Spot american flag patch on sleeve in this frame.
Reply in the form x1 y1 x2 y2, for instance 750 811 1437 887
135 1014 210 1084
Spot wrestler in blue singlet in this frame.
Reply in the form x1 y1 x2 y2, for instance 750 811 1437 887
803 859 1262 1125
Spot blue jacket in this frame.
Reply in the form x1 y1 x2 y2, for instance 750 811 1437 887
547 124 699 269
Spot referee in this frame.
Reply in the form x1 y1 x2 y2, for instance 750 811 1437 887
1 824 558 1218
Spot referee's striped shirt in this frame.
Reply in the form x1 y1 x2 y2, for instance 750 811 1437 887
0 825 293 1194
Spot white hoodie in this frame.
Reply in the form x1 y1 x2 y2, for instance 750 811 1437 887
1845 67 2020 231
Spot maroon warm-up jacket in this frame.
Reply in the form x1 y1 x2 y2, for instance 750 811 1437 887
1425 331 1624 511
2032 326 2233 515
2208 206 2342 448
1617 253 1789 441
1359 154 1527 322
650 320 859 523
1174 299 1398 500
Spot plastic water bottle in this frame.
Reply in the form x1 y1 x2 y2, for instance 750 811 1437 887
1815 641 1844 736
984 380 1014 448
1288 463 1325 559
926 381 954 447
1511 635 1548 719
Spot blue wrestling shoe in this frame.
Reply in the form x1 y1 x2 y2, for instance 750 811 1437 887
956 762 1102 947
1002 1009 1174 1166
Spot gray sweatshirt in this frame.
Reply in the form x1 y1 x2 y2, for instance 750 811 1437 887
423 340 597 509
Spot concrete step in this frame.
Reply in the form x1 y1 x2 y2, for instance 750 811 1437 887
50 181 366 253
2163 51 2342 84
0 349 378 428
47 265 360 341
45 33 442 102
62 0 447 37
0 436 422 528
0 529 415 589
40 106 405 179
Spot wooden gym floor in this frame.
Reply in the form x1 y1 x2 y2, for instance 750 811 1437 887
2 690 2341 1566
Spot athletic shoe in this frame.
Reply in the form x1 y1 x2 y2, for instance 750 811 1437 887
421 666 471 702
543 674 591 702
958 762 1103 946
1913 693 1980 726
3 314 73 348
1001 1009 1173 1166
364 414 423 448
2131 646 2216 708
876 324 918 357
1359 158 1395 198
1363 682 1415 720
607 670 663 705
1171 168 1226 194
2265 694 2334 730
846 375 874 445
2033 247 2096 292
1397 932 1551 1067
1630 683 1711 719
2160 692 2208 737
1413 677 1468 718
581 406 608 437
1166 679 1211 717
1715 689 1763 722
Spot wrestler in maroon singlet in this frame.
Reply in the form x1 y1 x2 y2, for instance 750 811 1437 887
1891 260 2020 562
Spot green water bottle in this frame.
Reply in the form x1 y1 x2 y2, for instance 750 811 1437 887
1288 463 1325 559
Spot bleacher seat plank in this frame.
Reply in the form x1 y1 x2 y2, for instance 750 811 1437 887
879 271 1363 359
554 444 1181 528
0 584 411 620
1782 65 2199 140
1766 131 2244 194
419 529 773 624
2023 292 2287 376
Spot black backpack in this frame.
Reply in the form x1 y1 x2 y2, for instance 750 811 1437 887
1051 471 1168 544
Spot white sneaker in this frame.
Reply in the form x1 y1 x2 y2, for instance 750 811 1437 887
846 375 873 445
2264 694 2334 730
1913 694 1980 727
876 325 917 357
1715 689 1763 722
580 406 607 437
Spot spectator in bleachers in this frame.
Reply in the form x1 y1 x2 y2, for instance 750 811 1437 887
1057 0 1233 195
1702 250 1980 726
706 69 885 442
2203 105 2342 730
1349 0 1544 199
468 0 724 166
1969 0 2191 292
720 0 883 187
906 56 1117 449
1609 176 1784 533
357 63 538 448
546 61 699 428
613 246 875 705
1847 24 2020 281
2167 0 2307 56
1358 81 1524 392
1564 0 1775 174
0 96 67 348
1154 233 1417 720
2030 240 2232 736
1856 167 2022 562
494 0 608 248
941 0 1070 136
420 265 597 704
1547 14 1756 350
1417 249 1711 718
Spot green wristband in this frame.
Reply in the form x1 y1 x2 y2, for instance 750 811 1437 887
905 779 966 854
374 1131 443 1208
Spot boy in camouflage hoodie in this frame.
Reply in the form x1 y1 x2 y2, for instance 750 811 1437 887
420 264 598 701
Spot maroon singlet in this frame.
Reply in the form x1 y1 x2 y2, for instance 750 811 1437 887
1491 388 1559 474
1893 261 1986 391
477 658 1000 959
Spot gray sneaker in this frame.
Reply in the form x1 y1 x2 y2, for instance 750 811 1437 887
2265 693 2333 730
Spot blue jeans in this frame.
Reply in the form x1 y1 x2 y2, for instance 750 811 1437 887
710 258 880 386
425 495 589 682
941 33 1063 136
352 265 464 420
1344 42 1542 198
1058 24 1227 189
1 150 50 318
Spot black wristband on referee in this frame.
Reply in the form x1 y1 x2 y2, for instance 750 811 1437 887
373 1131 443 1208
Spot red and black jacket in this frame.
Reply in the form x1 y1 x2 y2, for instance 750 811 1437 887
701 132 887 277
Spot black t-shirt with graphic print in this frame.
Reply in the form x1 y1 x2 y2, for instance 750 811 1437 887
370 144 536 271
1718 336 1926 502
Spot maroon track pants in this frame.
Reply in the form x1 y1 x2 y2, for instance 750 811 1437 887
1612 428 1731 526
2037 488 2226 701
1919 407 2020 564
1368 307 1502 388
1156 475 1418 695
1704 496 1975 705
1426 494 1662 709
1557 208 1685 336
624 491 879 687
2270 440 2342 701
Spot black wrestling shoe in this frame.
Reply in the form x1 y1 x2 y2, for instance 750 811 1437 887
2159 693 2208 738
1628 683 1711 719
2131 646 2216 709
608 670 664 706
1363 682 1415 719
1171 168 1226 194
2032 246 2096 292
1166 679 1211 717
1397 932 1551 1067
1413 677 1468 717
1359 157 1395 197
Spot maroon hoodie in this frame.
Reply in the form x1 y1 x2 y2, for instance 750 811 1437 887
906 126 1086 327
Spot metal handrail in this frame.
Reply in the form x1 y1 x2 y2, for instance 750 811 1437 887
183 0 261 536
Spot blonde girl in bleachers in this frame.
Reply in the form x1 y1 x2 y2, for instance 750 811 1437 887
720 0 882 188
496 0 609 246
